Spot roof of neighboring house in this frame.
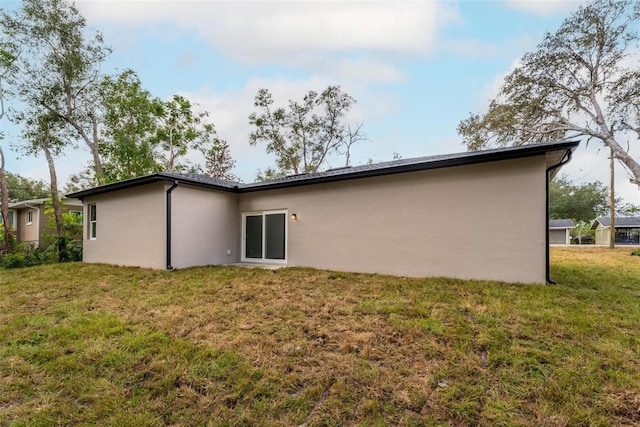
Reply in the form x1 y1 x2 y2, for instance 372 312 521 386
591 216 640 229
8 197 83 209
68 139 580 200
549 219 576 229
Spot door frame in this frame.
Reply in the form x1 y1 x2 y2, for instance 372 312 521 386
241 209 288 264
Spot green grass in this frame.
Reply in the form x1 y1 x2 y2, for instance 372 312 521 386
1 247 639 425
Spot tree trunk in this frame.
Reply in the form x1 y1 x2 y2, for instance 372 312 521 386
0 146 14 253
43 145 66 260
610 149 616 249
605 136 640 188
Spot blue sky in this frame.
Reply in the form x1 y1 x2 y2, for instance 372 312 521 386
3 0 639 203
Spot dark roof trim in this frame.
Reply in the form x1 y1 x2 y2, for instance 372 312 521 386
68 140 580 200
549 219 576 229
240 140 579 193
67 173 238 200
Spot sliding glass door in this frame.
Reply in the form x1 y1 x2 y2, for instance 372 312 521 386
242 210 287 262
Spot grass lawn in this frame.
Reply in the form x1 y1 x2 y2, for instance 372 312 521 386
1 247 639 426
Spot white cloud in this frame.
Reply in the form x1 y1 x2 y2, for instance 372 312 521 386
504 0 586 17
76 0 459 63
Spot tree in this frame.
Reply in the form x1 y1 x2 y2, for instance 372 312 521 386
19 110 68 258
249 86 366 176
99 69 163 182
458 0 640 188
155 95 204 172
200 137 237 181
549 176 609 223
1 0 111 182
4 172 49 202
0 31 19 252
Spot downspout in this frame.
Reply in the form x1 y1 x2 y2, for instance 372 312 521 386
545 149 572 285
166 180 179 270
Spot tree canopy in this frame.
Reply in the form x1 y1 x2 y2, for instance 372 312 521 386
458 0 640 189
549 176 639 223
98 69 163 182
1 0 237 190
2 0 110 180
249 86 365 176
549 177 609 223
1 171 49 202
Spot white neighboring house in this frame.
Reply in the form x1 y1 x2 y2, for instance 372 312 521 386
548 219 575 245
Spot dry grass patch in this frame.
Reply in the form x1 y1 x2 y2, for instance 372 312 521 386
1 247 640 425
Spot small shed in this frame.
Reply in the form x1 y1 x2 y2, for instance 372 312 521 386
591 216 640 245
549 219 575 245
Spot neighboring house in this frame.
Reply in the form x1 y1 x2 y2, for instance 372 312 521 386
1 198 83 247
68 140 579 284
591 216 640 245
549 219 575 245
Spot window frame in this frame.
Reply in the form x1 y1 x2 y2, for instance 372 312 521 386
0 210 16 229
88 204 97 240
241 209 288 264
26 209 34 225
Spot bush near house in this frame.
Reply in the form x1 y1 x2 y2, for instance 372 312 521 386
0 247 639 425
1 204 83 268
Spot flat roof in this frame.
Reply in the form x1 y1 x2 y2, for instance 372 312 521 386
9 197 82 209
68 140 579 200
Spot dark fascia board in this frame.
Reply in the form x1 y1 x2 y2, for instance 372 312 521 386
238 140 580 193
67 140 580 199
66 173 238 200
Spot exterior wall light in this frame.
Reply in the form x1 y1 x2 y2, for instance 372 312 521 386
290 213 298 221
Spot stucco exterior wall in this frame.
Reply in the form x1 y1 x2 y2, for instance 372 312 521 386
549 229 569 245
18 208 39 244
82 183 166 269
170 185 239 268
238 157 548 283
595 224 609 245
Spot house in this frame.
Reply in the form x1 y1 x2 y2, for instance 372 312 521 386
68 140 579 284
1 198 83 247
591 216 640 245
549 219 575 245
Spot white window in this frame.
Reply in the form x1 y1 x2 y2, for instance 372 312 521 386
27 209 34 225
69 210 83 216
241 210 287 263
89 204 97 240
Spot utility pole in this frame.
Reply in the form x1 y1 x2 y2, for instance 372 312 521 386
609 149 615 249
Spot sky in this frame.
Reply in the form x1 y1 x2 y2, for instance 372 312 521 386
2 0 639 205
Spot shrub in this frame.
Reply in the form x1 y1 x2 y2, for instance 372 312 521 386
2 254 27 268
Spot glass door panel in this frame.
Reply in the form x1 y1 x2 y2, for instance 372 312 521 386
265 213 285 260
245 215 263 259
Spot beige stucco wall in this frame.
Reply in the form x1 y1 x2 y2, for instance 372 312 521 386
595 224 610 245
82 183 166 269
170 185 239 268
17 208 40 244
238 157 548 283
